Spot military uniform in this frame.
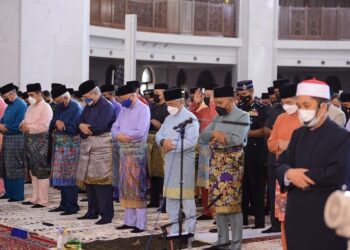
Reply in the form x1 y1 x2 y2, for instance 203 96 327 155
239 100 268 227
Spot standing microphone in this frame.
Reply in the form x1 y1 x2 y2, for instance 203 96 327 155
173 117 194 130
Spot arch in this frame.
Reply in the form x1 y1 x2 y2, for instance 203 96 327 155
196 70 216 87
105 65 118 85
224 71 232 86
326 75 342 93
176 69 186 87
141 67 153 84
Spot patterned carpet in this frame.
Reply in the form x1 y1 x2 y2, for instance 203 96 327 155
0 184 282 249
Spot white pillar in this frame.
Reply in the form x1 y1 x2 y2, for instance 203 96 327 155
16 0 90 91
124 14 137 83
237 0 279 95
0 0 21 84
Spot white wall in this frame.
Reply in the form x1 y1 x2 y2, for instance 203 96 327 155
19 0 90 91
0 0 21 85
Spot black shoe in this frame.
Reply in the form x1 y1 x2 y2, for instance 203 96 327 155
95 219 111 225
197 214 213 221
0 196 8 199
213 221 217 225
22 201 34 205
32 204 46 208
252 225 265 229
116 224 136 230
209 228 218 233
60 211 78 216
131 228 145 233
49 207 65 212
77 214 98 220
80 198 88 202
262 226 281 233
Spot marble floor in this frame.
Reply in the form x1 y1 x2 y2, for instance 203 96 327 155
0 184 282 249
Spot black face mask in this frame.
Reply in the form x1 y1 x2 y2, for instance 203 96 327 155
4 98 12 105
216 106 227 116
153 94 161 103
204 97 210 106
45 100 50 104
241 95 252 104
342 106 350 113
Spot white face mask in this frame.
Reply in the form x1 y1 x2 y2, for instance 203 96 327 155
283 104 298 115
167 106 179 116
27 96 36 105
298 109 319 127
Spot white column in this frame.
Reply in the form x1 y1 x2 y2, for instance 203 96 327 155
18 0 90 91
236 0 279 95
0 0 21 84
124 14 137 83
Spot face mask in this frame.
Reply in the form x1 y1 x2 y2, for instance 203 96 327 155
204 97 210 106
216 106 228 116
84 98 93 106
122 98 132 108
27 96 36 105
298 109 319 127
167 106 179 115
283 104 298 115
45 99 50 104
4 98 12 105
153 94 161 103
241 95 251 104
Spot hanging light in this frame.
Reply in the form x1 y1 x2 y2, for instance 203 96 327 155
224 0 231 4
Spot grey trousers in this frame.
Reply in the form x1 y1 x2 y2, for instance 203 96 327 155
216 212 243 250
166 198 196 235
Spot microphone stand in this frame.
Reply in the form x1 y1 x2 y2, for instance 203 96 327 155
176 121 187 250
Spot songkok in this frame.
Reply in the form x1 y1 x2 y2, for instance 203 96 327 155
296 78 330 100
236 80 253 91
280 84 298 99
51 83 63 90
268 87 275 95
126 80 141 89
154 83 169 90
273 79 289 89
22 92 29 99
196 81 218 90
117 84 135 96
0 83 18 95
74 90 82 98
340 92 350 102
190 88 198 94
261 93 269 99
164 88 182 101
26 83 41 92
143 89 154 95
100 84 115 93
214 86 234 98
78 80 97 96
51 85 67 99
67 88 74 95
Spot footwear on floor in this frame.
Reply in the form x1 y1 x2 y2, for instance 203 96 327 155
31 204 46 208
0 196 8 200
261 226 281 233
252 225 265 229
22 201 34 205
131 228 145 233
60 211 78 216
209 228 218 233
197 214 213 221
80 198 88 202
49 207 65 212
77 214 98 220
116 224 136 230
95 219 111 225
